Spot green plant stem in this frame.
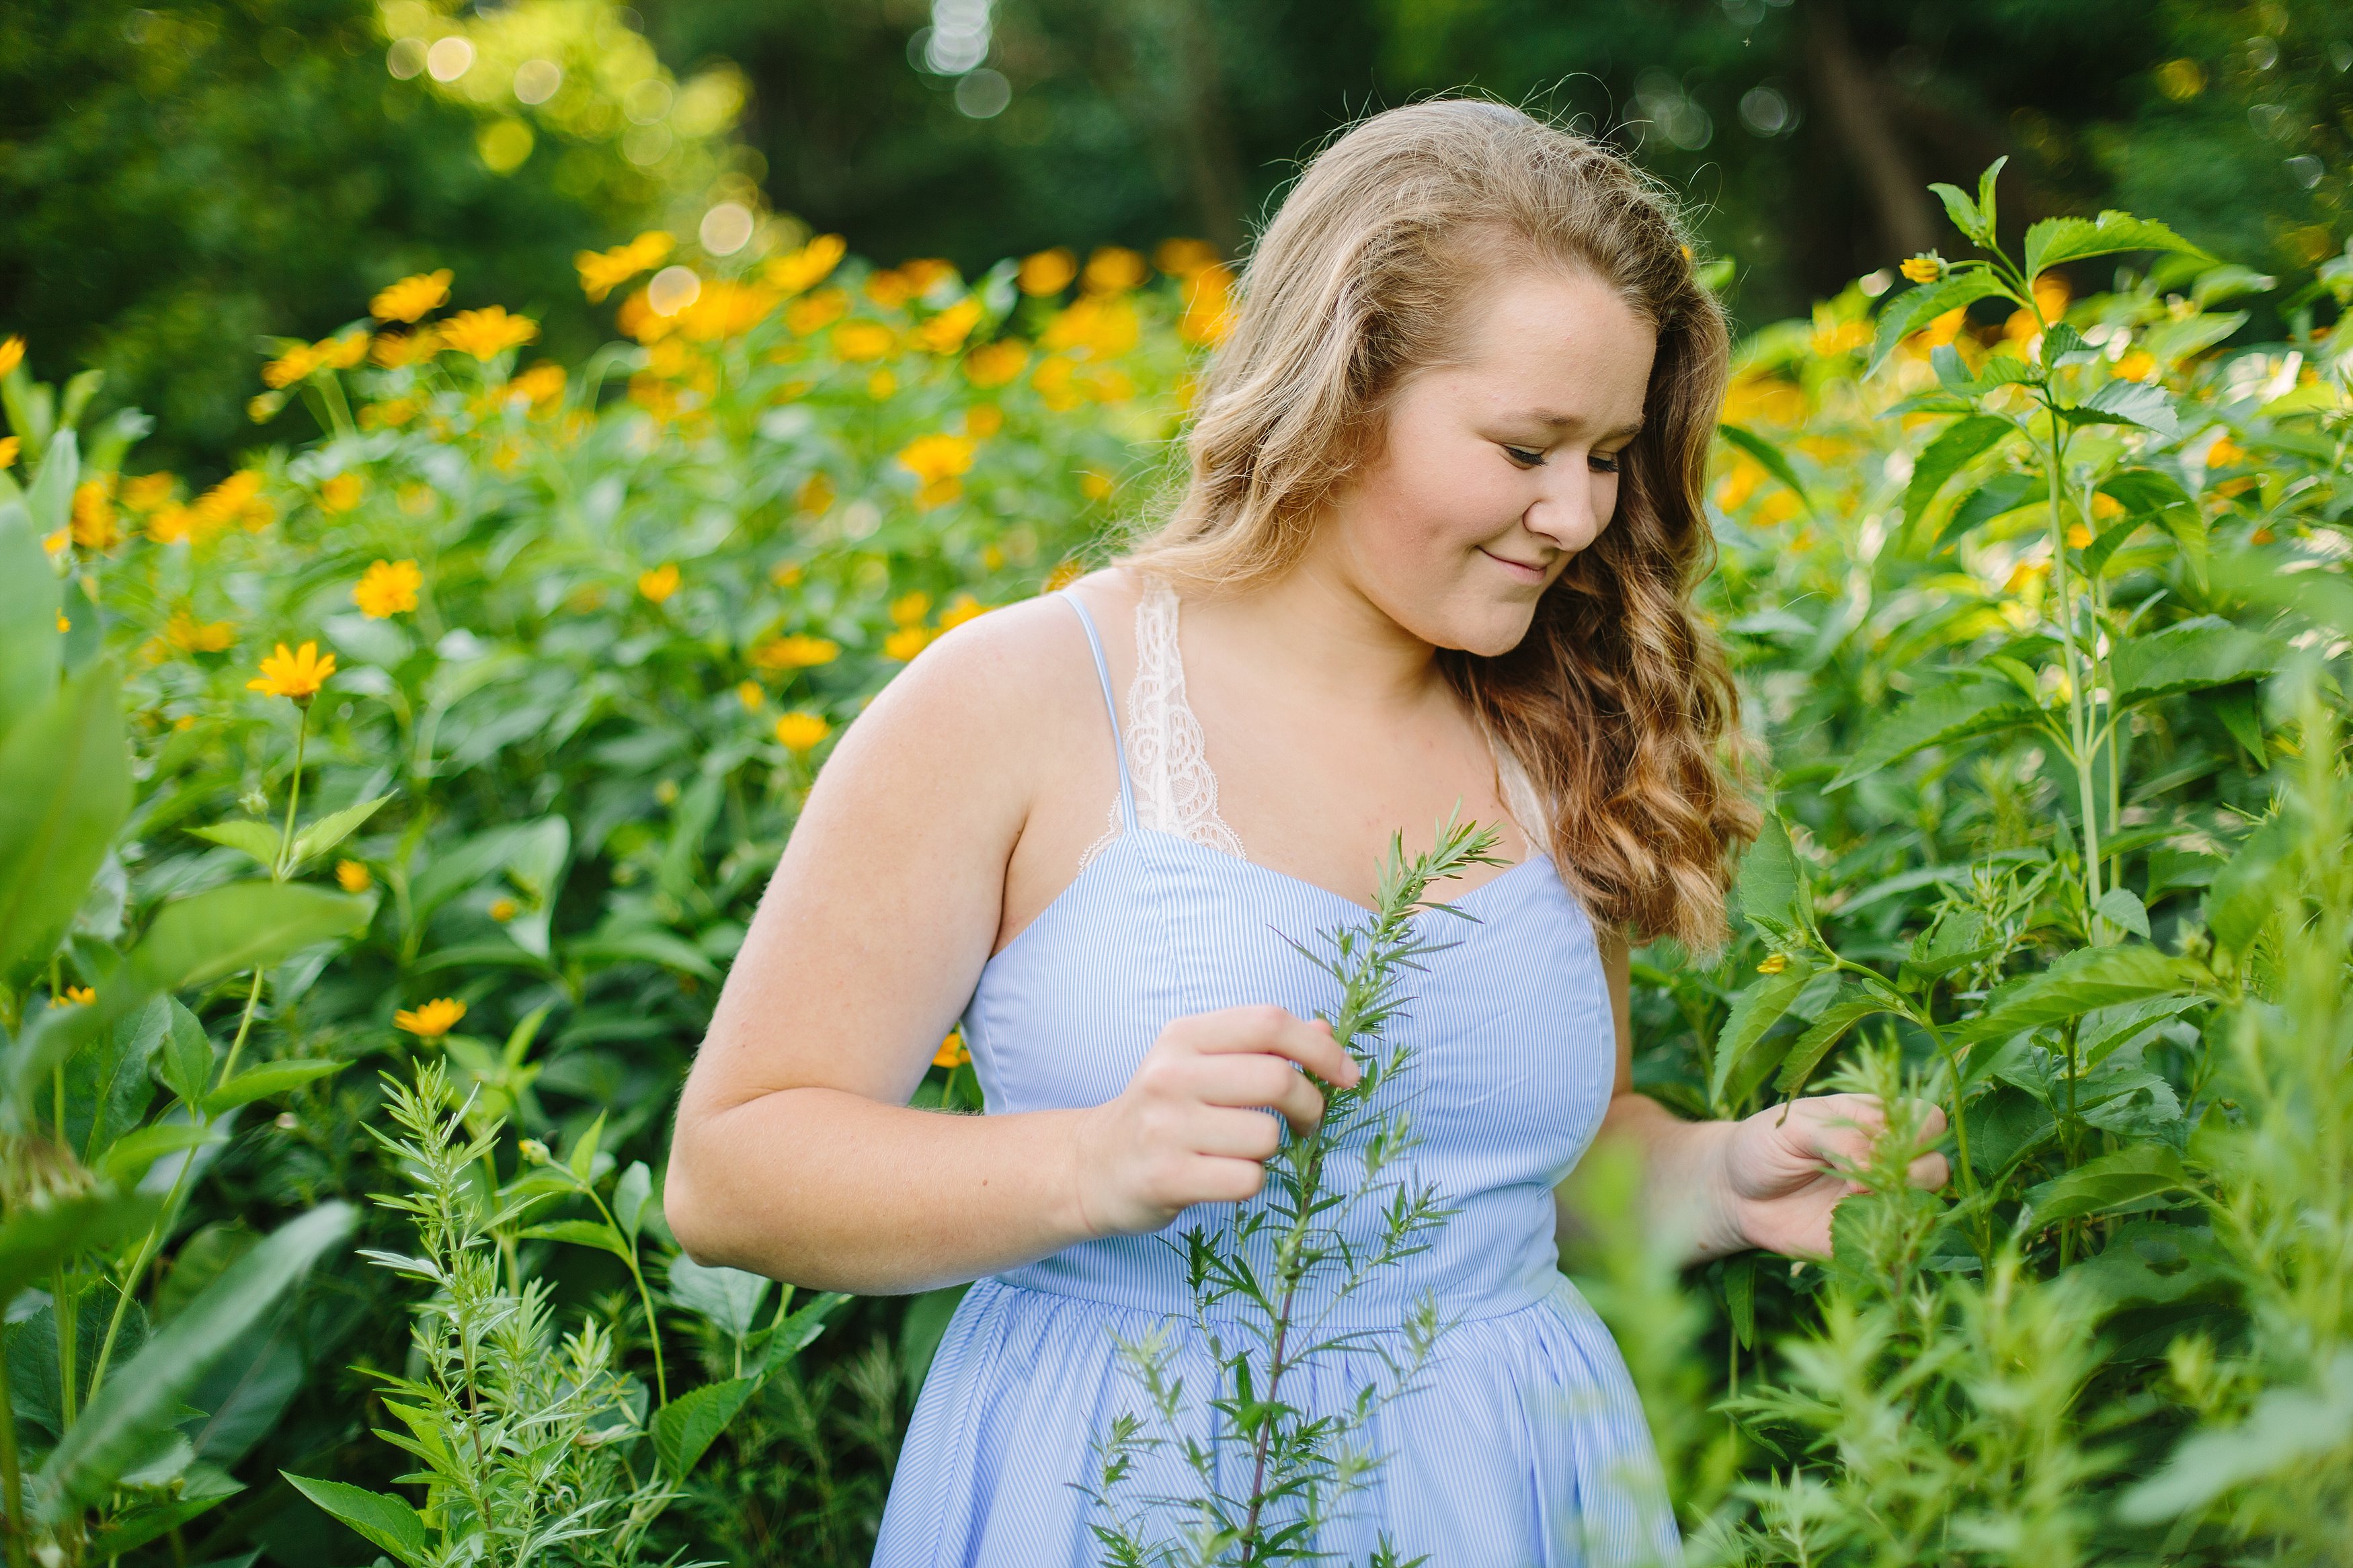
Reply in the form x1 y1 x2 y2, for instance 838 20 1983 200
586 1186 668 1405
274 703 311 882
52 1266 76 1431
2039 414 2104 913
0 1347 24 1568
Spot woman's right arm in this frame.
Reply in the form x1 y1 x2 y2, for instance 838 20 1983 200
664 593 1357 1296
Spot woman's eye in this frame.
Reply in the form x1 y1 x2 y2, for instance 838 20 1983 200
1503 445 1546 468
1589 450 1623 475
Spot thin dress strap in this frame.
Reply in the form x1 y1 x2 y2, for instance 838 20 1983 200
1060 589 1138 831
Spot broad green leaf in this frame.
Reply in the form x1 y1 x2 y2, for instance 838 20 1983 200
668 1255 771 1339
1975 156 2007 237
286 794 392 868
83 1463 241 1558
102 1122 228 1184
1869 271 2012 375
567 927 719 980
1951 943 2204 1048
2024 1143 2190 1226
1902 415 2016 527
0 657 130 976
0 1188 162 1305
2038 322 2091 365
651 1376 756 1476
2205 810 2300 956
2110 618 2279 705
568 1110 608 1182
2116 1350 2353 1524
1710 961 1813 1108
0 499 63 739
2093 887 2151 940
69 995 165 1164
24 428 77 539
2079 995 2205 1067
613 1159 653 1245
2023 210 2210 282
2055 378 2180 438
519 1219 631 1260
1716 424 1814 515
1733 815 1806 937
281 1474 430 1565
204 1059 346 1114
1775 993 1890 1094
128 881 370 997
1933 471 2041 552
1925 182 1985 243
186 821 284 868
159 999 214 1108
1829 677 2037 790
38 1202 355 1518
750 1290 849 1378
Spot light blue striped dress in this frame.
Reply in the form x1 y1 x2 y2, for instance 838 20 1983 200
871 585 1677 1567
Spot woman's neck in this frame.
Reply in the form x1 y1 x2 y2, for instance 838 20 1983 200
1170 553 1447 716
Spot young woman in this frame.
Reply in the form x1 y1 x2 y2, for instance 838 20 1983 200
667 99 1948 1564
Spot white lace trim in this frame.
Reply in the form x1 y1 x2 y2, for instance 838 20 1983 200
1075 574 1554 872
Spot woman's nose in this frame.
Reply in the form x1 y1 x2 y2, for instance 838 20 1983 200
1525 472 1605 554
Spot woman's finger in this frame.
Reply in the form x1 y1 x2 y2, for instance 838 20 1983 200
1907 1151 1951 1190
1182 1006 1359 1087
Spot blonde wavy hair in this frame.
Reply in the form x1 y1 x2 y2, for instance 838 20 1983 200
1120 97 1757 951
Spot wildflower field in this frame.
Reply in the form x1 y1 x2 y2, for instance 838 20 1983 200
3 161 2352 1565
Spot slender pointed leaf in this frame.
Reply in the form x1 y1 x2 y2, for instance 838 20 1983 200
1903 415 2016 527
281 1474 430 1565
0 657 130 976
1711 962 1813 1108
1717 424 1814 515
286 795 393 868
1830 677 2038 790
2024 1143 2189 1225
0 499 62 739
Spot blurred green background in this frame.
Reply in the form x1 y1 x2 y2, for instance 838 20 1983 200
4 0 2348 471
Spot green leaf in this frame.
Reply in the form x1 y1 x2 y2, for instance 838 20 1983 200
651 1376 756 1477
37 1202 354 1518
1829 677 2038 790
518 1219 631 1260
286 795 392 868
185 821 284 868
2110 618 2280 705
2205 811 2300 956
567 1110 607 1183
1710 961 1813 1108
1926 183 1985 243
0 499 63 740
2024 1143 2189 1226
2116 1350 2353 1524
2023 210 2210 282
83 1464 242 1558
1975 156 2007 238
2055 378 2180 438
1733 815 1806 938
281 1474 430 1566
1723 1254 1757 1350
203 1059 346 1114
1952 944 2205 1048
1902 415 2016 528
0 1188 163 1305
566 927 719 980
128 881 371 997
1716 424 1814 515
102 1122 228 1184
159 999 214 1108
1869 271 2013 375
0 657 130 976
1775 993 1890 1095
613 1160 653 1245
24 429 78 540
1934 471 2041 552
749 1291 849 1378
2093 887 2151 940
668 1255 771 1339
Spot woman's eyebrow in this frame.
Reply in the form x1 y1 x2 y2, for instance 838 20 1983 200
1520 409 1646 439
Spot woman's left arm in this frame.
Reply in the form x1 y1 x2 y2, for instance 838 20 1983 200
1580 933 1950 1262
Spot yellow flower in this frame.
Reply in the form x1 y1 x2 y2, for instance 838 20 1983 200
49 985 96 1008
0 335 22 377
916 298 984 355
42 528 67 556
1079 470 1114 501
764 233 847 296
1757 952 1789 975
963 339 1029 388
354 559 422 619
71 481 120 551
737 679 765 710
864 267 917 308
336 860 372 893
1045 559 1085 592
262 341 322 389
1899 255 1944 286
247 641 337 703
316 330 370 370
1179 263 1235 346
146 505 194 544
833 321 895 361
786 287 849 335
638 563 681 603
771 560 804 586
796 472 835 514
897 434 976 493
750 633 839 670
867 368 898 400
121 471 176 512
1042 295 1139 358
932 1029 971 1069
964 404 1004 438
489 897 519 923
1082 246 1147 294
440 305 539 360
2114 349 2157 382
0 436 17 470
889 591 932 626
677 280 782 342
2066 522 2093 548
395 997 467 1038
319 472 366 514
1154 237 1220 278
939 592 988 631
883 625 930 661
509 363 566 410
192 470 274 539
372 269 453 324
1019 247 1076 296
370 328 442 368
2205 435 2245 468
774 710 830 751
576 232 674 302
164 611 236 653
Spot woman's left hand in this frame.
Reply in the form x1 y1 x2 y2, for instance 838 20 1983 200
1712 1093 1951 1260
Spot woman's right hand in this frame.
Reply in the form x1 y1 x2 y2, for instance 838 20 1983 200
1066 1005 1363 1238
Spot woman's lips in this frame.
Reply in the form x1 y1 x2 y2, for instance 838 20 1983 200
1478 546 1546 582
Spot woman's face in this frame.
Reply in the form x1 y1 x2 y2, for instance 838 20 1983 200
1314 265 1657 657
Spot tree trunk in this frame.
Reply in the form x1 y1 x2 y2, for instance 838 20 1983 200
1801 0 1937 260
